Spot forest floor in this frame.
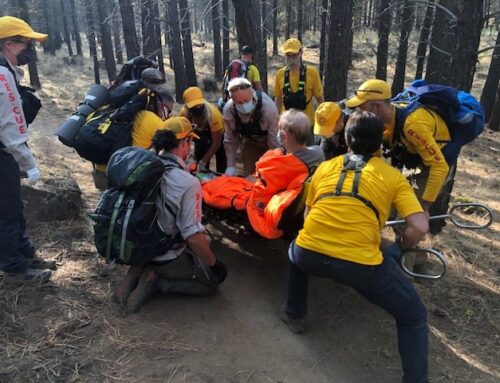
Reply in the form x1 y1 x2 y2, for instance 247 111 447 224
0 31 499 383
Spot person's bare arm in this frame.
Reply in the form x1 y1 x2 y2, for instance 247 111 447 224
186 232 216 266
401 212 428 249
200 129 223 165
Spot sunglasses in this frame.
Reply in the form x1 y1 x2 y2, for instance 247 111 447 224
229 84 252 92
10 39 33 48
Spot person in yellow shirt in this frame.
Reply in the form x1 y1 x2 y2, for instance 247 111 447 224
313 102 347 159
180 87 226 173
279 111 429 383
274 38 324 135
345 79 452 235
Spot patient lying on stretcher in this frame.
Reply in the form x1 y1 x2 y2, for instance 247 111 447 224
201 108 343 239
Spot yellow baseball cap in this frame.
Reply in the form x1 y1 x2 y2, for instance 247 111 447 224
314 102 342 138
344 79 391 108
282 38 302 54
0 16 48 41
183 86 205 109
163 117 200 140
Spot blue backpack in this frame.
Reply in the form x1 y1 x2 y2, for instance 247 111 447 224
392 79 485 164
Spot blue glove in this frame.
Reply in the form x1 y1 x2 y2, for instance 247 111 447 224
383 242 402 262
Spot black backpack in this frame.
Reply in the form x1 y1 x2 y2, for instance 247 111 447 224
72 89 152 164
0 56 42 124
90 147 182 265
283 64 308 111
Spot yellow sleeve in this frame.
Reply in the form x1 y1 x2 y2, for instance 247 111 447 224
131 111 165 149
274 68 284 100
392 171 424 218
179 105 189 118
247 65 261 83
209 104 224 133
309 67 323 98
403 112 449 202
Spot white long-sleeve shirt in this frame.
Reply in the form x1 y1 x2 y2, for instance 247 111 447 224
0 54 36 172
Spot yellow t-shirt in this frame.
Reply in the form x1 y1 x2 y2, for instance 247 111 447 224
274 65 323 125
387 106 450 202
296 155 423 265
94 110 164 173
246 64 261 84
179 103 224 134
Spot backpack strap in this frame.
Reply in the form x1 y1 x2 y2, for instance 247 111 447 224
318 154 380 224
283 64 307 95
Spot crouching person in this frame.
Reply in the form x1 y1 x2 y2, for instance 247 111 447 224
280 111 429 383
114 117 227 313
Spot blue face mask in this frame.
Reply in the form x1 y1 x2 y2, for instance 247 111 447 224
236 100 255 115
276 131 284 147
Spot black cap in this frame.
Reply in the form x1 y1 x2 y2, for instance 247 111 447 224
241 45 253 54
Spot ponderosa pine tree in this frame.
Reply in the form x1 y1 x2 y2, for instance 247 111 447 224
118 0 140 59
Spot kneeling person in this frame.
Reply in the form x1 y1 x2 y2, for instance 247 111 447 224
114 117 227 312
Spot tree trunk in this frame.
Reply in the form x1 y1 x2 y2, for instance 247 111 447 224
425 0 458 84
450 0 484 91
232 0 267 90
212 0 223 81
165 4 174 69
153 0 165 75
222 0 230 68
414 0 435 80
375 0 391 80
285 0 292 39
489 83 500 131
179 0 197 86
51 0 63 50
297 0 303 41
167 0 187 100
319 0 328 79
17 0 41 89
84 0 100 83
95 0 117 82
118 0 140 59
41 0 56 55
69 0 83 55
141 0 157 59
391 0 414 96
60 0 74 56
324 0 353 101
272 0 278 55
112 13 124 65
480 28 500 121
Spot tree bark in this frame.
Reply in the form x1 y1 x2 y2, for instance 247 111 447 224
153 0 165 75
375 0 391 80
391 0 415 96
41 0 56 55
141 0 157 59
222 0 230 68
179 0 197 86
324 0 353 101
69 0 83 55
425 0 458 84
297 0 303 41
450 0 484 91
167 0 187 100
285 0 292 39
489 83 500 131
212 0 223 81
60 0 74 56
272 0 278 55
112 12 124 65
118 0 140 59
84 0 100 83
414 0 435 80
95 0 117 82
480 28 500 121
319 0 328 79
17 0 41 88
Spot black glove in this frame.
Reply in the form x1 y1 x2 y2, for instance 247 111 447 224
210 259 227 284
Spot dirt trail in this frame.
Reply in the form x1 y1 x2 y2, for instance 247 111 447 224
1 47 499 383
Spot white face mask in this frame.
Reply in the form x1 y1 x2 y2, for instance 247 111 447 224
236 100 254 115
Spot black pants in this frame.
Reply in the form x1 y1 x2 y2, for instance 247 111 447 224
194 130 227 173
0 150 35 273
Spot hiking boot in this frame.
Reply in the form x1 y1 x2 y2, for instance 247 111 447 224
2 269 52 288
126 267 158 313
112 265 144 307
27 255 57 270
278 306 306 334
